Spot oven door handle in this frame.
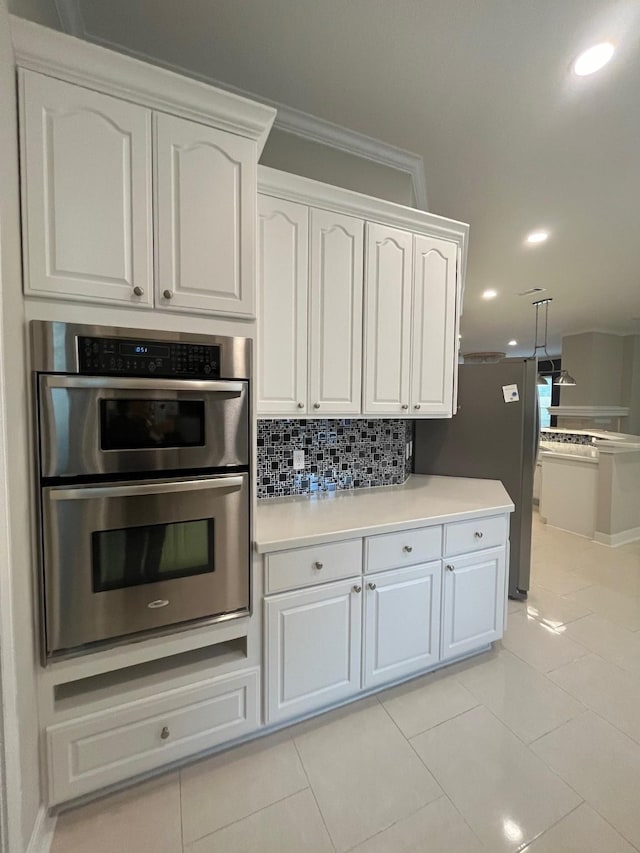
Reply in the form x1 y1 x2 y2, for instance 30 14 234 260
40 376 244 394
49 476 245 501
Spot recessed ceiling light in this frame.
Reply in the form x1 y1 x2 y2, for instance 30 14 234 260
508 340 517 346
573 42 615 76
526 230 549 245
482 289 498 300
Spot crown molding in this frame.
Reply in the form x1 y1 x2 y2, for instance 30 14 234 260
49 12 429 210
53 0 84 37
258 166 466 244
10 17 276 153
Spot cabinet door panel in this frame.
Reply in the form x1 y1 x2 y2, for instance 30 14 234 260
441 547 506 661
363 223 412 414
364 562 441 688
265 579 361 723
309 209 364 415
411 236 458 416
257 196 308 414
155 113 256 316
21 70 152 306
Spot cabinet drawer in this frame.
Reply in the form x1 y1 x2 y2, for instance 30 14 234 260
265 539 363 594
444 515 508 557
365 526 442 573
47 668 259 805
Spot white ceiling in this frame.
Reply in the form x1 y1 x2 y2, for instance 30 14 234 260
20 0 640 356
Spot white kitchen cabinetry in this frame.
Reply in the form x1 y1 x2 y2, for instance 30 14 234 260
265 578 362 724
309 209 364 415
411 235 458 416
363 223 413 415
20 70 153 307
155 113 257 317
257 195 309 414
363 561 441 689
47 667 259 804
441 546 506 661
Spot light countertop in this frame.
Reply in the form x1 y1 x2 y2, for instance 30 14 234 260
255 474 514 553
539 441 600 464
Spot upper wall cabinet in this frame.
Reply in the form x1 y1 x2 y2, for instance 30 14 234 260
155 114 257 317
257 195 309 415
15 20 276 317
257 167 467 419
20 71 153 307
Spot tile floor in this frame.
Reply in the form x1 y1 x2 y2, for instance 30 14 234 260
51 512 640 852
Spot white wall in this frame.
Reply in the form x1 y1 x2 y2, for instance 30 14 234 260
260 128 416 207
8 0 59 28
0 2 42 849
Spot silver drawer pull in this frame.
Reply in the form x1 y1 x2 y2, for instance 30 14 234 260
313 561 324 570
160 726 170 740
446 564 455 572
352 585 362 593
163 289 173 299
297 402 304 409
133 285 144 296
474 531 484 539
368 582 377 591
313 402 320 409
401 404 409 410
402 545 413 553
147 599 169 609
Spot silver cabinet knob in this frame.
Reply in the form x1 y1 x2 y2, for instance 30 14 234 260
368 582 377 590
313 561 323 570
402 545 413 553
446 564 455 572
414 404 421 410
352 585 362 593
401 404 409 410
297 402 304 409
313 402 320 409
163 289 173 299
132 285 144 296
474 531 484 539
160 726 170 740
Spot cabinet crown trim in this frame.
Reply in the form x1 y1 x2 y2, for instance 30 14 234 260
10 16 276 153
258 166 469 244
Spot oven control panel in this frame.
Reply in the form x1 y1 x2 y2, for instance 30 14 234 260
78 336 221 378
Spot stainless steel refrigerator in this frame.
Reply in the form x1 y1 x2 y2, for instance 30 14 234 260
413 358 539 599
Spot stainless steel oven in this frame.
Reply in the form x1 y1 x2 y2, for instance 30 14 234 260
32 322 252 660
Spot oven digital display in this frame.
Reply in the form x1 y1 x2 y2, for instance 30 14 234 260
92 518 215 592
100 399 205 450
119 342 170 358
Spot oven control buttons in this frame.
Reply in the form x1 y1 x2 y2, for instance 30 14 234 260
78 336 221 378
147 599 170 609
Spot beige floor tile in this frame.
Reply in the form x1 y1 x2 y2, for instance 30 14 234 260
521 803 636 853
532 711 640 849
564 613 640 678
548 653 640 745
294 700 442 852
411 706 581 852
501 611 588 673
180 733 308 843
456 649 584 743
379 669 479 738
563 584 640 631
185 789 333 853
349 795 483 853
532 566 594 596
50 773 182 853
524 587 592 627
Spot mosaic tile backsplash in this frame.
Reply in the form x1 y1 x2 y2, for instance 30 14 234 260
257 419 413 499
540 430 597 446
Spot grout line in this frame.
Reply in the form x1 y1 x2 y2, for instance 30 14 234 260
291 738 337 852
513 801 585 853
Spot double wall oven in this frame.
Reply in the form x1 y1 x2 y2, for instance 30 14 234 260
32 322 252 661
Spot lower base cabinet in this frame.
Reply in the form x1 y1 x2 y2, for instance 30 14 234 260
264 578 362 724
47 667 260 805
441 546 506 661
363 561 441 689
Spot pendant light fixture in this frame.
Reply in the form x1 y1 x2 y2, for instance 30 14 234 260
530 297 577 386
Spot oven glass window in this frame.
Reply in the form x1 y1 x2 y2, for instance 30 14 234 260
92 519 214 592
100 400 205 450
